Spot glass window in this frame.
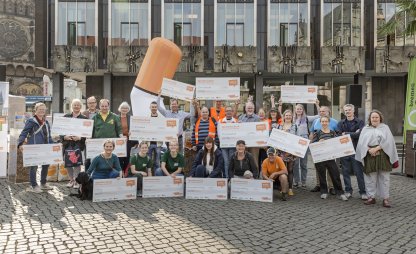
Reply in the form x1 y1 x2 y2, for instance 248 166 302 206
322 0 362 47
110 0 150 46
57 1 96 46
216 0 255 46
163 0 202 46
268 0 309 47
377 1 415 46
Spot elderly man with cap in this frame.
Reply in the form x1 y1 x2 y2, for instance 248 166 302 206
262 147 289 201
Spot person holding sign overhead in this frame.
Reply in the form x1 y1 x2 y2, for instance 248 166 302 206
189 136 224 178
61 99 87 189
155 140 184 177
312 116 348 201
87 139 122 180
261 147 289 201
18 102 54 193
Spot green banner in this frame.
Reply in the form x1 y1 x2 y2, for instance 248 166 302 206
403 58 416 144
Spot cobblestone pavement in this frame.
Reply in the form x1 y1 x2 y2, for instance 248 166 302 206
1 173 416 254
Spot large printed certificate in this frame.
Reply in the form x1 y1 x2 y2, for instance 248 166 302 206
85 138 127 159
196 77 240 100
267 129 310 158
218 122 269 148
22 143 63 167
185 178 228 200
281 85 318 104
51 117 94 137
142 176 184 198
93 178 137 202
161 78 195 102
309 134 355 163
230 179 273 202
130 116 178 142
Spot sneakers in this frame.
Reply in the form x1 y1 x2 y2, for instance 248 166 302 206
339 194 348 201
310 186 320 192
73 183 79 189
288 189 294 196
281 192 288 201
40 183 53 190
66 181 74 187
26 186 42 193
320 193 328 199
345 192 352 199
329 188 336 195
301 183 306 188
137 190 143 197
293 183 299 188
361 194 368 200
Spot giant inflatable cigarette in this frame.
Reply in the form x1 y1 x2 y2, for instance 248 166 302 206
130 38 182 116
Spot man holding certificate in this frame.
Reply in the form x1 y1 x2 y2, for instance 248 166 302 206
238 101 261 169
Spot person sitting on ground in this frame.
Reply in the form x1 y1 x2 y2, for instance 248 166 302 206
228 140 259 179
87 139 122 180
155 141 184 176
127 141 153 194
262 147 289 201
189 136 224 178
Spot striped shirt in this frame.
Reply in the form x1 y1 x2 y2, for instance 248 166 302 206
312 130 337 143
191 119 219 149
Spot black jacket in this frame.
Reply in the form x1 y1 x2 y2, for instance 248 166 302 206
228 151 259 179
60 113 88 151
190 146 224 178
337 117 364 148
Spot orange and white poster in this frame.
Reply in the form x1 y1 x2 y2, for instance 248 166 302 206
218 122 269 148
196 77 240 100
22 143 63 167
130 116 178 142
51 117 94 137
185 178 228 200
230 179 273 203
309 134 355 163
267 129 310 158
85 138 127 159
93 178 137 202
281 85 318 104
142 176 184 198
161 78 195 102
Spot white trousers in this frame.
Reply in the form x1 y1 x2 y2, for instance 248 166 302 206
364 171 390 199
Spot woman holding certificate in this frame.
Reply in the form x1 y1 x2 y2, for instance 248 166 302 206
155 141 184 176
276 110 298 196
189 137 224 178
355 110 398 208
87 139 122 180
18 102 54 193
62 99 87 189
311 116 348 201
127 141 153 194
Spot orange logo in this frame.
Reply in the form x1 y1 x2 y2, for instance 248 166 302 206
173 192 182 196
52 145 61 152
217 180 226 187
83 121 92 127
308 87 316 93
228 79 238 86
126 180 136 187
116 140 125 145
173 178 182 184
256 124 266 131
256 141 267 145
186 86 194 91
166 120 177 127
298 139 307 146
262 182 271 189
339 137 350 144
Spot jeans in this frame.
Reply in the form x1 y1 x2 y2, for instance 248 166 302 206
29 165 49 187
293 151 308 184
315 160 344 195
340 155 366 195
194 165 208 177
130 173 143 191
148 143 162 173
154 168 183 177
221 148 236 179
90 169 120 180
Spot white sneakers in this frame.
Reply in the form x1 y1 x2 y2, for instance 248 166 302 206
320 194 328 199
73 183 79 189
361 194 368 200
26 186 42 193
345 193 352 199
339 194 348 201
40 184 53 190
66 181 74 187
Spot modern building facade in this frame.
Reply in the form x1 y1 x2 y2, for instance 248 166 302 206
0 0 415 135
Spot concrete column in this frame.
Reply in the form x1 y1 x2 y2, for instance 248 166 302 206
52 72 64 113
364 80 372 121
0 65 6 81
305 74 316 115
255 74 263 112
103 72 112 102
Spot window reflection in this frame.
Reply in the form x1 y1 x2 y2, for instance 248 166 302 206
216 0 255 46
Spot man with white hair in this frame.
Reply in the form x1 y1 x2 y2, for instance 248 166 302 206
238 101 261 170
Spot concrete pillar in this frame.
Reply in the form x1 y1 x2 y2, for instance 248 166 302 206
255 74 263 112
364 80 372 121
103 72 112 103
305 74 316 115
52 72 64 113
0 65 6 81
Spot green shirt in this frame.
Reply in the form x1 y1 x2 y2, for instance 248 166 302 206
92 112 121 138
129 154 153 176
161 151 185 173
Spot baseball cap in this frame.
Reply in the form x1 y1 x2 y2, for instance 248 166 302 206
267 147 276 155
269 108 277 112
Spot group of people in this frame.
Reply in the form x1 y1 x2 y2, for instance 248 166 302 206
18 93 398 207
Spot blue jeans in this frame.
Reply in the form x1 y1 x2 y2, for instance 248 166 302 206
340 155 366 195
148 143 161 171
90 169 120 180
195 165 208 177
154 168 183 177
29 165 49 187
293 150 308 184
221 148 235 179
